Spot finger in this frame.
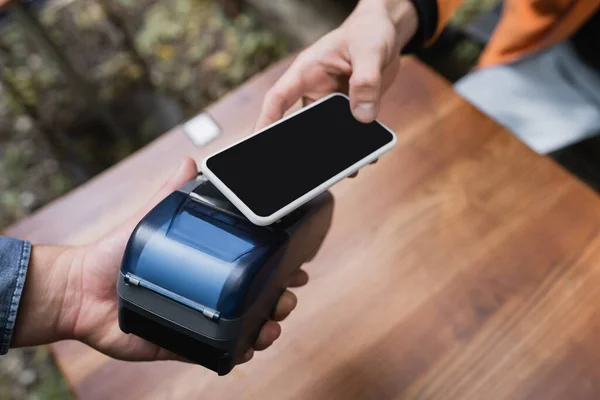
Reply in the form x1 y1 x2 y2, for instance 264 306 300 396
111 158 198 240
348 48 385 123
272 290 297 321
254 321 281 351
300 59 352 109
239 348 254 364
302 96 316 108
140 158 198 214
288 269 309 287
381 56 401 95
349 158 379 179
255 61 306 131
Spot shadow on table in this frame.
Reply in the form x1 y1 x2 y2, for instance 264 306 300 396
550 134 600 193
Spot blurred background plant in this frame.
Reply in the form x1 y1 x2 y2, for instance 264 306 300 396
0 0 289 230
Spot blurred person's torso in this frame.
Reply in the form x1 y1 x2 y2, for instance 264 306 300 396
571 10 600 71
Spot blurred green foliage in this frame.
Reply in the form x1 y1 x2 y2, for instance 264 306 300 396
451 0 499 27
0 0 290 230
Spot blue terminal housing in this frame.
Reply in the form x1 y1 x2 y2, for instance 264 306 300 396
117 174 333 375
121 188 288 319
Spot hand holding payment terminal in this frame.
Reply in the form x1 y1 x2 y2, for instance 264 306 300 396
117 174 333 375
117 94 396 375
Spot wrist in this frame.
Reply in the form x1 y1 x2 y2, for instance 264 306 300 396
384 0 418 32
401 0 439 54
357 0 418 48
11 245 83 347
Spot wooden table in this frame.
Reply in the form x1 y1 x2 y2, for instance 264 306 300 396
8 56 600 399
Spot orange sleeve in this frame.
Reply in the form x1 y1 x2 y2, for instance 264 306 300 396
428 0 465 44
478 0 600 67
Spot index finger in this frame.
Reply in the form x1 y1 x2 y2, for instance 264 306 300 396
254 61 306 131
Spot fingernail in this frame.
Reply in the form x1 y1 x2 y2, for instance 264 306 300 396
353 103 376 123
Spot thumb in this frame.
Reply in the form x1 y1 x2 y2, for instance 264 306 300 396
112 158 198 240
348 49 385 123
137 157 199 218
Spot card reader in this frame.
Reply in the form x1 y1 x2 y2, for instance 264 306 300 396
117 174 333 375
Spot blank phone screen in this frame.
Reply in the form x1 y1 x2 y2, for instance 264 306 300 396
205 95 395 217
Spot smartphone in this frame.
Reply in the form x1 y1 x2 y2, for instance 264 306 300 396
202 93 397 226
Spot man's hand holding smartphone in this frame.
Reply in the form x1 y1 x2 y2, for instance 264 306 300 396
254 0 418 130
203 94 397 226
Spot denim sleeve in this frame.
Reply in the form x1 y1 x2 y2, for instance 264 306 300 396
0 237 31 355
